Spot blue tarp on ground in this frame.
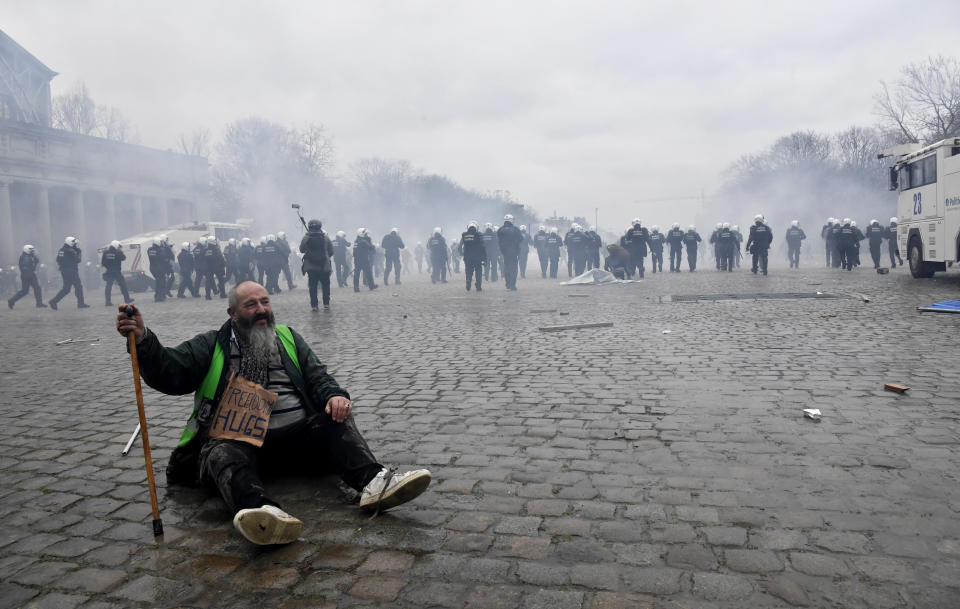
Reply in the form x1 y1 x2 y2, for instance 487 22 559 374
918 299 960 313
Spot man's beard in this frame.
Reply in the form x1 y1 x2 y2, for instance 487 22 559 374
235 311 276 386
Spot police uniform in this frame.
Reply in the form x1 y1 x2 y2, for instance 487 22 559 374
459 226 486 291
101 245 133 306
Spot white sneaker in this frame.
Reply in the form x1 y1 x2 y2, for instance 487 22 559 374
359 468 432 514
232 505 303 545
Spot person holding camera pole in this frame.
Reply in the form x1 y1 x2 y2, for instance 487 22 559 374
299 219 335 310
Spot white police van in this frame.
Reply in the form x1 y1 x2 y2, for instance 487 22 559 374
885 138 960 278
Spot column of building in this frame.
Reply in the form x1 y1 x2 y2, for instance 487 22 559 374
0 182 14 266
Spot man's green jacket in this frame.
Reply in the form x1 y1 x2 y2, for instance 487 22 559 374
135 319 350 483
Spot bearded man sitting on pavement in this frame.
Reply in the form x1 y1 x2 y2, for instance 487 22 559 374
115 280 431 545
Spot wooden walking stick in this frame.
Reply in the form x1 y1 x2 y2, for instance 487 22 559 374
124 306 164 538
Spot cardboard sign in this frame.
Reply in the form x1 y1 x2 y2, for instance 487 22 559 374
208 373 278 447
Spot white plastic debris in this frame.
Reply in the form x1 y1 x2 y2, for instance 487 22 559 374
662 330 672 334
803 408 822 420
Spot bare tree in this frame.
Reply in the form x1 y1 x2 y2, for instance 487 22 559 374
51 80 136 142
292 124 335 175
176 128 211 157
768 131 832 168
875 55 960 144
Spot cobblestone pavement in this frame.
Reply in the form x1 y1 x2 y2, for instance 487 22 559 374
2 260 960 609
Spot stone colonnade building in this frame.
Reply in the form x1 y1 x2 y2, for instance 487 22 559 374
0 118 209 266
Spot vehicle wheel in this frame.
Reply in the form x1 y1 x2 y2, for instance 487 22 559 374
908 238 936 278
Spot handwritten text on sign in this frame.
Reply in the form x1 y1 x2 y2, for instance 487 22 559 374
208 373 277 447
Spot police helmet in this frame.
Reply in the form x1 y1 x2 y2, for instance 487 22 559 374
65 236 78 247
589 225 596 232
152 236 163 246
632 217 641 225
23 244 35 254
159 234 168 244
732 224 739 231
754 214 763 224
110 240 121 249
870 219 879 225
308 219 322 231
652 225 659 232
277 231 286 240
672 222 680 229
266 233 276 242
391 227 399 234
336 230 345 238
520 224 527 231
208 236 218 245
468 221 479 229
722 222 730 229
571 223 579 230
791 220 799 227
538 225 545 231
850 220 857 227
485 222 493 229
181 241 190 250
890 217 898 223
550 227 558 234
357 228 365 237
434 226 442 235
842 217 851 225
259 235 267 244
504 214 514 223
241 237 251 246
716 223 722 229
228 238 236 246
688 225 696 231
575 225 584 232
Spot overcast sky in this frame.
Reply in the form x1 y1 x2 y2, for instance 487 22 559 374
5 0 959 227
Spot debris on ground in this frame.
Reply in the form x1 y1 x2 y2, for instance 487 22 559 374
539 322 614 332
884 383 909 394
560 269 636 285
803 408 822 421
56 337 100 345
662 330 672 334
917 299 960 313
530 308 557 313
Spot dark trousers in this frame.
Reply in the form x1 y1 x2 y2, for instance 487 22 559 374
825 241 833 267
9 273 42 306
651 251 663 272
307 270 331 307
199 415 383 512
484 255 499 281
632 254 645 278
502 254 519 289
519 250 528 278
842 245 857 270
572 253 587 276
104 272 132 304
335 258 349 287
152 270 167 301
431 256 447 283
888 241 901 266
354 263 375 290
265 270 281 294
537 251 548 278
670 247 682 271
720 248 734 271
687 248 697 271
204 272 225 298
384 255 401 284
751 248 769 274
548 255 559 278
178 272 198 297
465 258 483 290
51 270 84 306
870 243 882 268
788 244 801 268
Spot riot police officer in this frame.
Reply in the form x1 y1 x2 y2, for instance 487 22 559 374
648 226 665 273
545 227 563 279
49 236 89 309
821 218 836 267
886 217 902 267
836 219 858 271
7 244 45 309
177 241 199 297
332 230 351 287
147 235 172 302
625 219 649 278
683 225 702 271
261 234 283 294
202 236 227 298
101 240 133 306
482 223 500 282
745 214 773 275
564 224 589 277
533 225 549 278
427 227 448 284
717 223 736 272
459 221 486 291
276 231 297 290
381 228 405 286
518 224 532 278
585 225 602 271
710 223 723 269
236 237 256 282
666 223 684 272
785 221 806 268
353 228 377 291
865 219 886 268
224 238 239 285
497 214 523 291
